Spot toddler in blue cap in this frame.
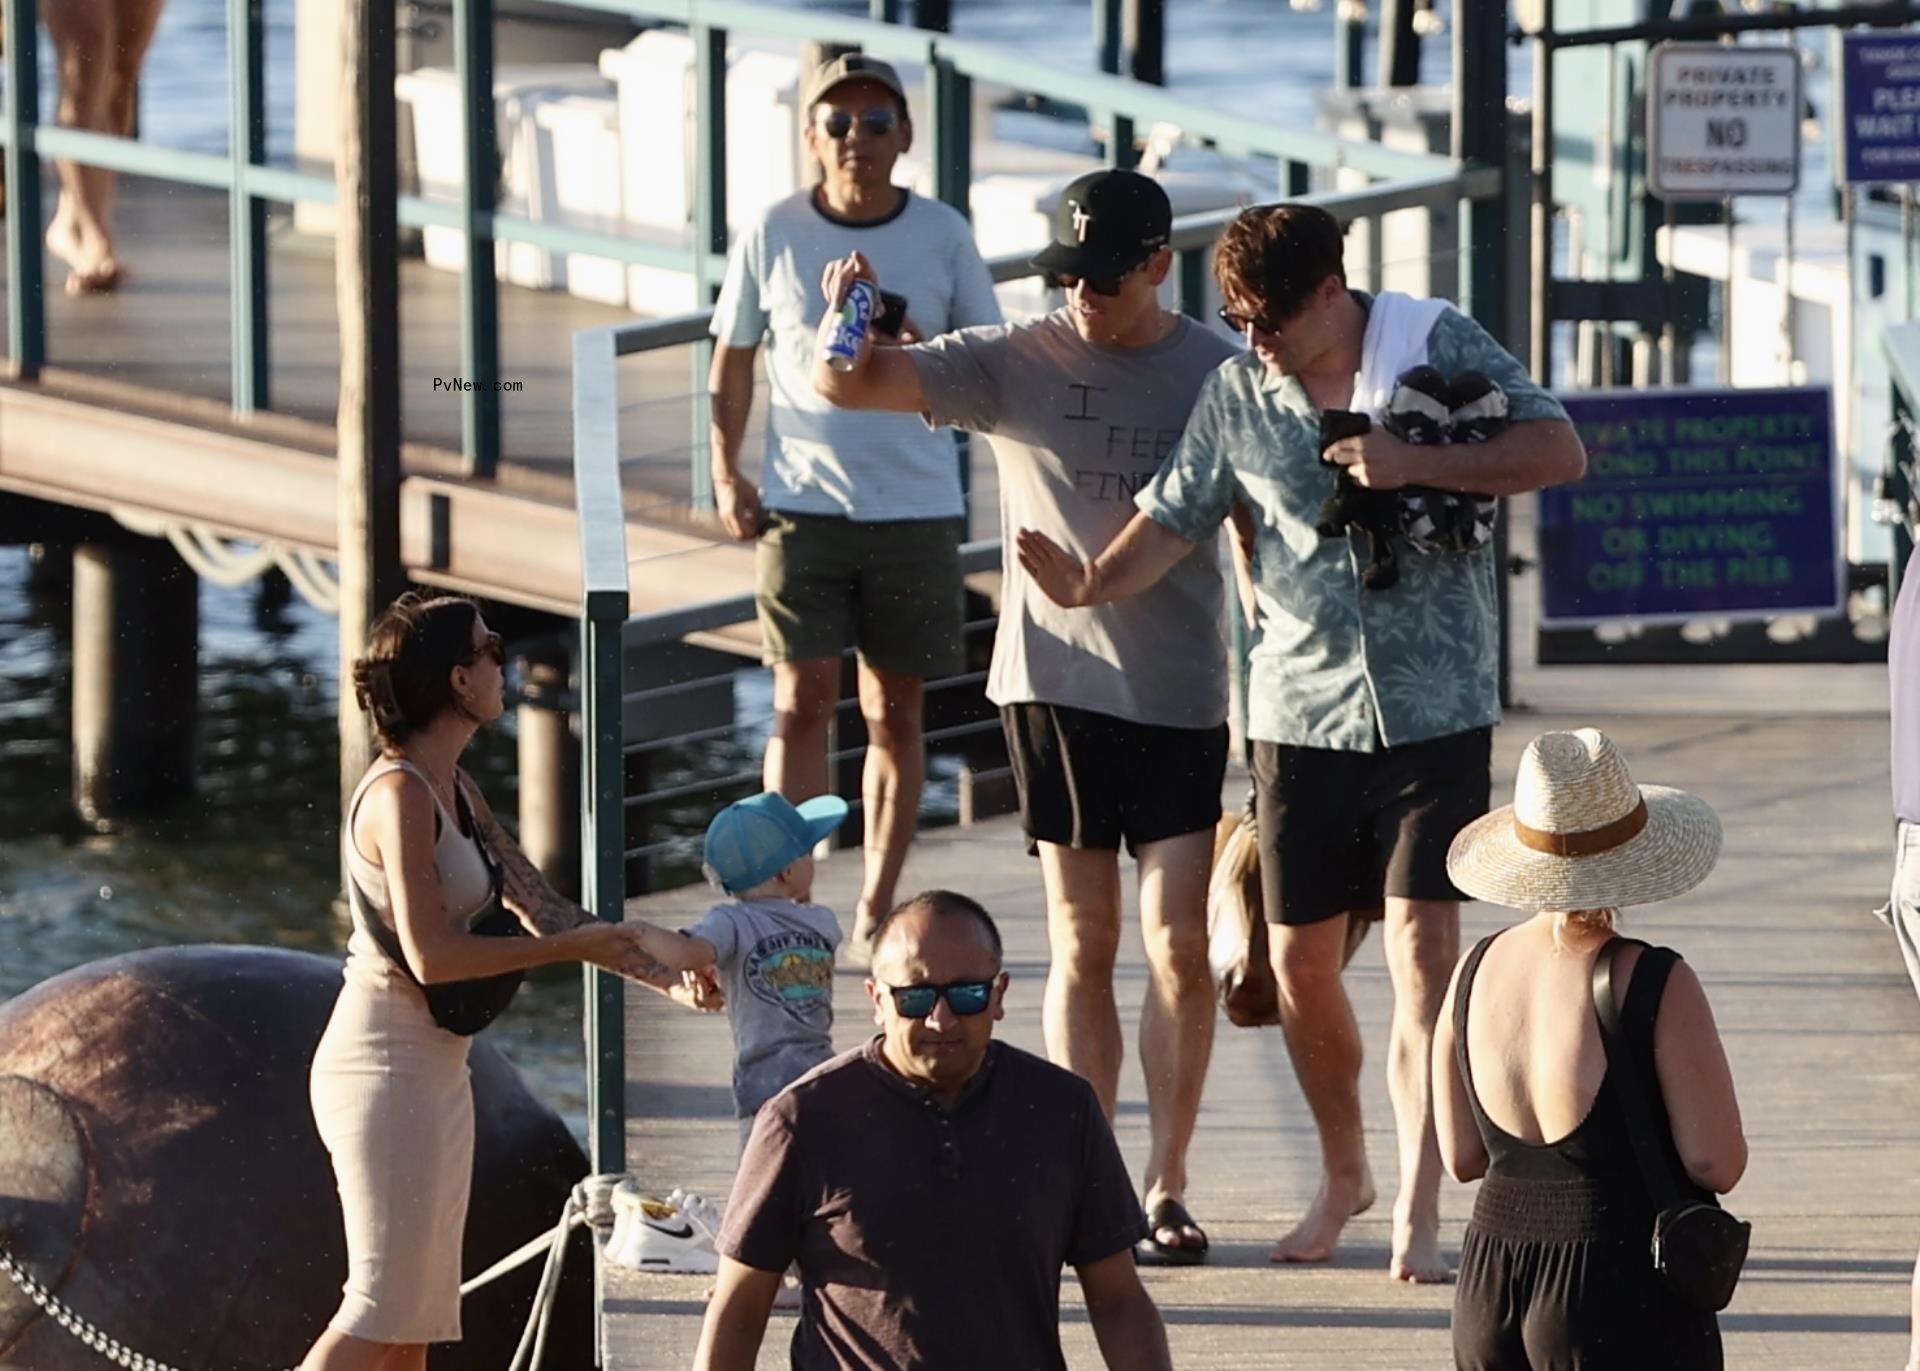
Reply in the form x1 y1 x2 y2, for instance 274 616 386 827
634 790 849 1149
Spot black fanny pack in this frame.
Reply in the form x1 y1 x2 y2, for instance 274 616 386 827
1649 1200 1751 1314
351 782 526 1037
1592 941 1750 1313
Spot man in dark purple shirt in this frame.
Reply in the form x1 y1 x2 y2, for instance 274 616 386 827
694 890 1171 1371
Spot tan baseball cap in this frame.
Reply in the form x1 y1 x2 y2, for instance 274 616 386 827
803 53 909 112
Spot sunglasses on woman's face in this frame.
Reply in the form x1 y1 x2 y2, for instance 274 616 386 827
465 631 505 667
884 979 996 1019
815 108 899 140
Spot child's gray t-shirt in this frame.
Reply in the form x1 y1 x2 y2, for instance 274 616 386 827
684 897 841 1118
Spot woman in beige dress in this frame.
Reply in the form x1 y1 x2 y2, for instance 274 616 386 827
302 592 706 1371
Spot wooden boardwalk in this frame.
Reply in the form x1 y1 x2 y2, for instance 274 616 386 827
606 662 1919 1367
0 175 1004 526
0 176 1007 634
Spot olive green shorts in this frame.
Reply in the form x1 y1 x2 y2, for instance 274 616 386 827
755 511 965 678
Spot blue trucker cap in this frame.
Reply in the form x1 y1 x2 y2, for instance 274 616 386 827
703 792 850 894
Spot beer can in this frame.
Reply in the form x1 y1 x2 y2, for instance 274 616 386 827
823 280 878 373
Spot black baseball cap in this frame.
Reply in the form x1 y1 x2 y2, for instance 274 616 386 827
1032 169 1173 279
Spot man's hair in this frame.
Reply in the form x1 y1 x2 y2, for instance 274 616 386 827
1213 202 1348 322
869 890 1003 968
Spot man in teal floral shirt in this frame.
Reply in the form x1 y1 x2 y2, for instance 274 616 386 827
1018 203 1586 1284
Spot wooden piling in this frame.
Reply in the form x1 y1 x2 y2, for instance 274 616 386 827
334 0 404 828
70 540 198 824
516 644 579 899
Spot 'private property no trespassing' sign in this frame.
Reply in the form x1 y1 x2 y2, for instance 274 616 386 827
1649 43 1801 200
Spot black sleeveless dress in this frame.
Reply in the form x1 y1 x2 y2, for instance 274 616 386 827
1451 934 1723 1370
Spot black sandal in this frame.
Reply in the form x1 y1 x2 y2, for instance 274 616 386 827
1134 1197 1209 1266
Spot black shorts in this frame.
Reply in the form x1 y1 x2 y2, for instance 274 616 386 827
1001 703 1228 856
1251 726 1492 926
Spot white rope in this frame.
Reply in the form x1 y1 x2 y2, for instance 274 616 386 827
478 1173 631 1371
165 527 343 615
107 507 342 613
281 547 341 614
460 1222 576 1298
166 526 276 588
0 1173 634 1371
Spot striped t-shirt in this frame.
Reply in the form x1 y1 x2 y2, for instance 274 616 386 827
712 189 1002 522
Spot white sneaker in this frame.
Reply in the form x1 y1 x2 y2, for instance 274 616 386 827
671 1189 726 1240
605 1186 722 1274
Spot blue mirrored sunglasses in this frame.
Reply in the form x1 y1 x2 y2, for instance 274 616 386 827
884 979 995 1018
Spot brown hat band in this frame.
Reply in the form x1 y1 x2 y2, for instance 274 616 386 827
1513 796 1648 857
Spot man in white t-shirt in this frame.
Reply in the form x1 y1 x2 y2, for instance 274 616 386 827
708 55 1003 952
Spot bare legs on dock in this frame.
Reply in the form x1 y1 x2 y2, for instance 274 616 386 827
1038 832 1216 1254
1268 898 1457 1282
43 0 167 293
764 656 926 950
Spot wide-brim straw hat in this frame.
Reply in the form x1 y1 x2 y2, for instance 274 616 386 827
1447 728 1721 912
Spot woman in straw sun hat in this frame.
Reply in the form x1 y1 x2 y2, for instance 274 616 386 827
1432 728 1747 1370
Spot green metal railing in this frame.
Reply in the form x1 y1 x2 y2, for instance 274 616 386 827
570 167 1502 1177
572 326 632 1177
0 0 1462 481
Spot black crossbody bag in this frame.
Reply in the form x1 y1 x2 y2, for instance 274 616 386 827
350 781 527 1037
1591 940 1750 1314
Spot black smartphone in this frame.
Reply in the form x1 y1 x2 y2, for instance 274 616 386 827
1319 408 1371 459
875 290 910 339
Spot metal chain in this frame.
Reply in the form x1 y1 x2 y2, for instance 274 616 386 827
0 1176 629 1371
0 1239 296 1371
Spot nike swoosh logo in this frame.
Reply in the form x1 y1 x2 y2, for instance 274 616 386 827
644 1219 695 1240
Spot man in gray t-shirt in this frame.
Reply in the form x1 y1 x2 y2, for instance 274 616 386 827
811 170 1239 1266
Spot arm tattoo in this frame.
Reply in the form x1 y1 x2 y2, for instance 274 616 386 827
612 946 684 991
469 800 596 935
465 778 687 994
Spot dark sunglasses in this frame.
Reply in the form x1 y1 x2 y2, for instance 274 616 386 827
1218 305 1285 335
1043 267 1130 298
816 108 899 140
463 630 505 667
884 979 997 1019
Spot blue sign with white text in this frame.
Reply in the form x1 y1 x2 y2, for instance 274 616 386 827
1537 387 1840 626
1841 32 1920 184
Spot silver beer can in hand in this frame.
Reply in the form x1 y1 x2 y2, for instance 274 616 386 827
823 279 878 373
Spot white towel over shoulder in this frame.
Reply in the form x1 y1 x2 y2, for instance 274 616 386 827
1350 291 1449 422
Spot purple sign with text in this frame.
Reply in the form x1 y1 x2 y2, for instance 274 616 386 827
1537 387 1840 626
1842 32 1920 185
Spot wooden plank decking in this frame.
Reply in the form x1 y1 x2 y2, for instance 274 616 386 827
606 662 1918 1367
0 176 1005 624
